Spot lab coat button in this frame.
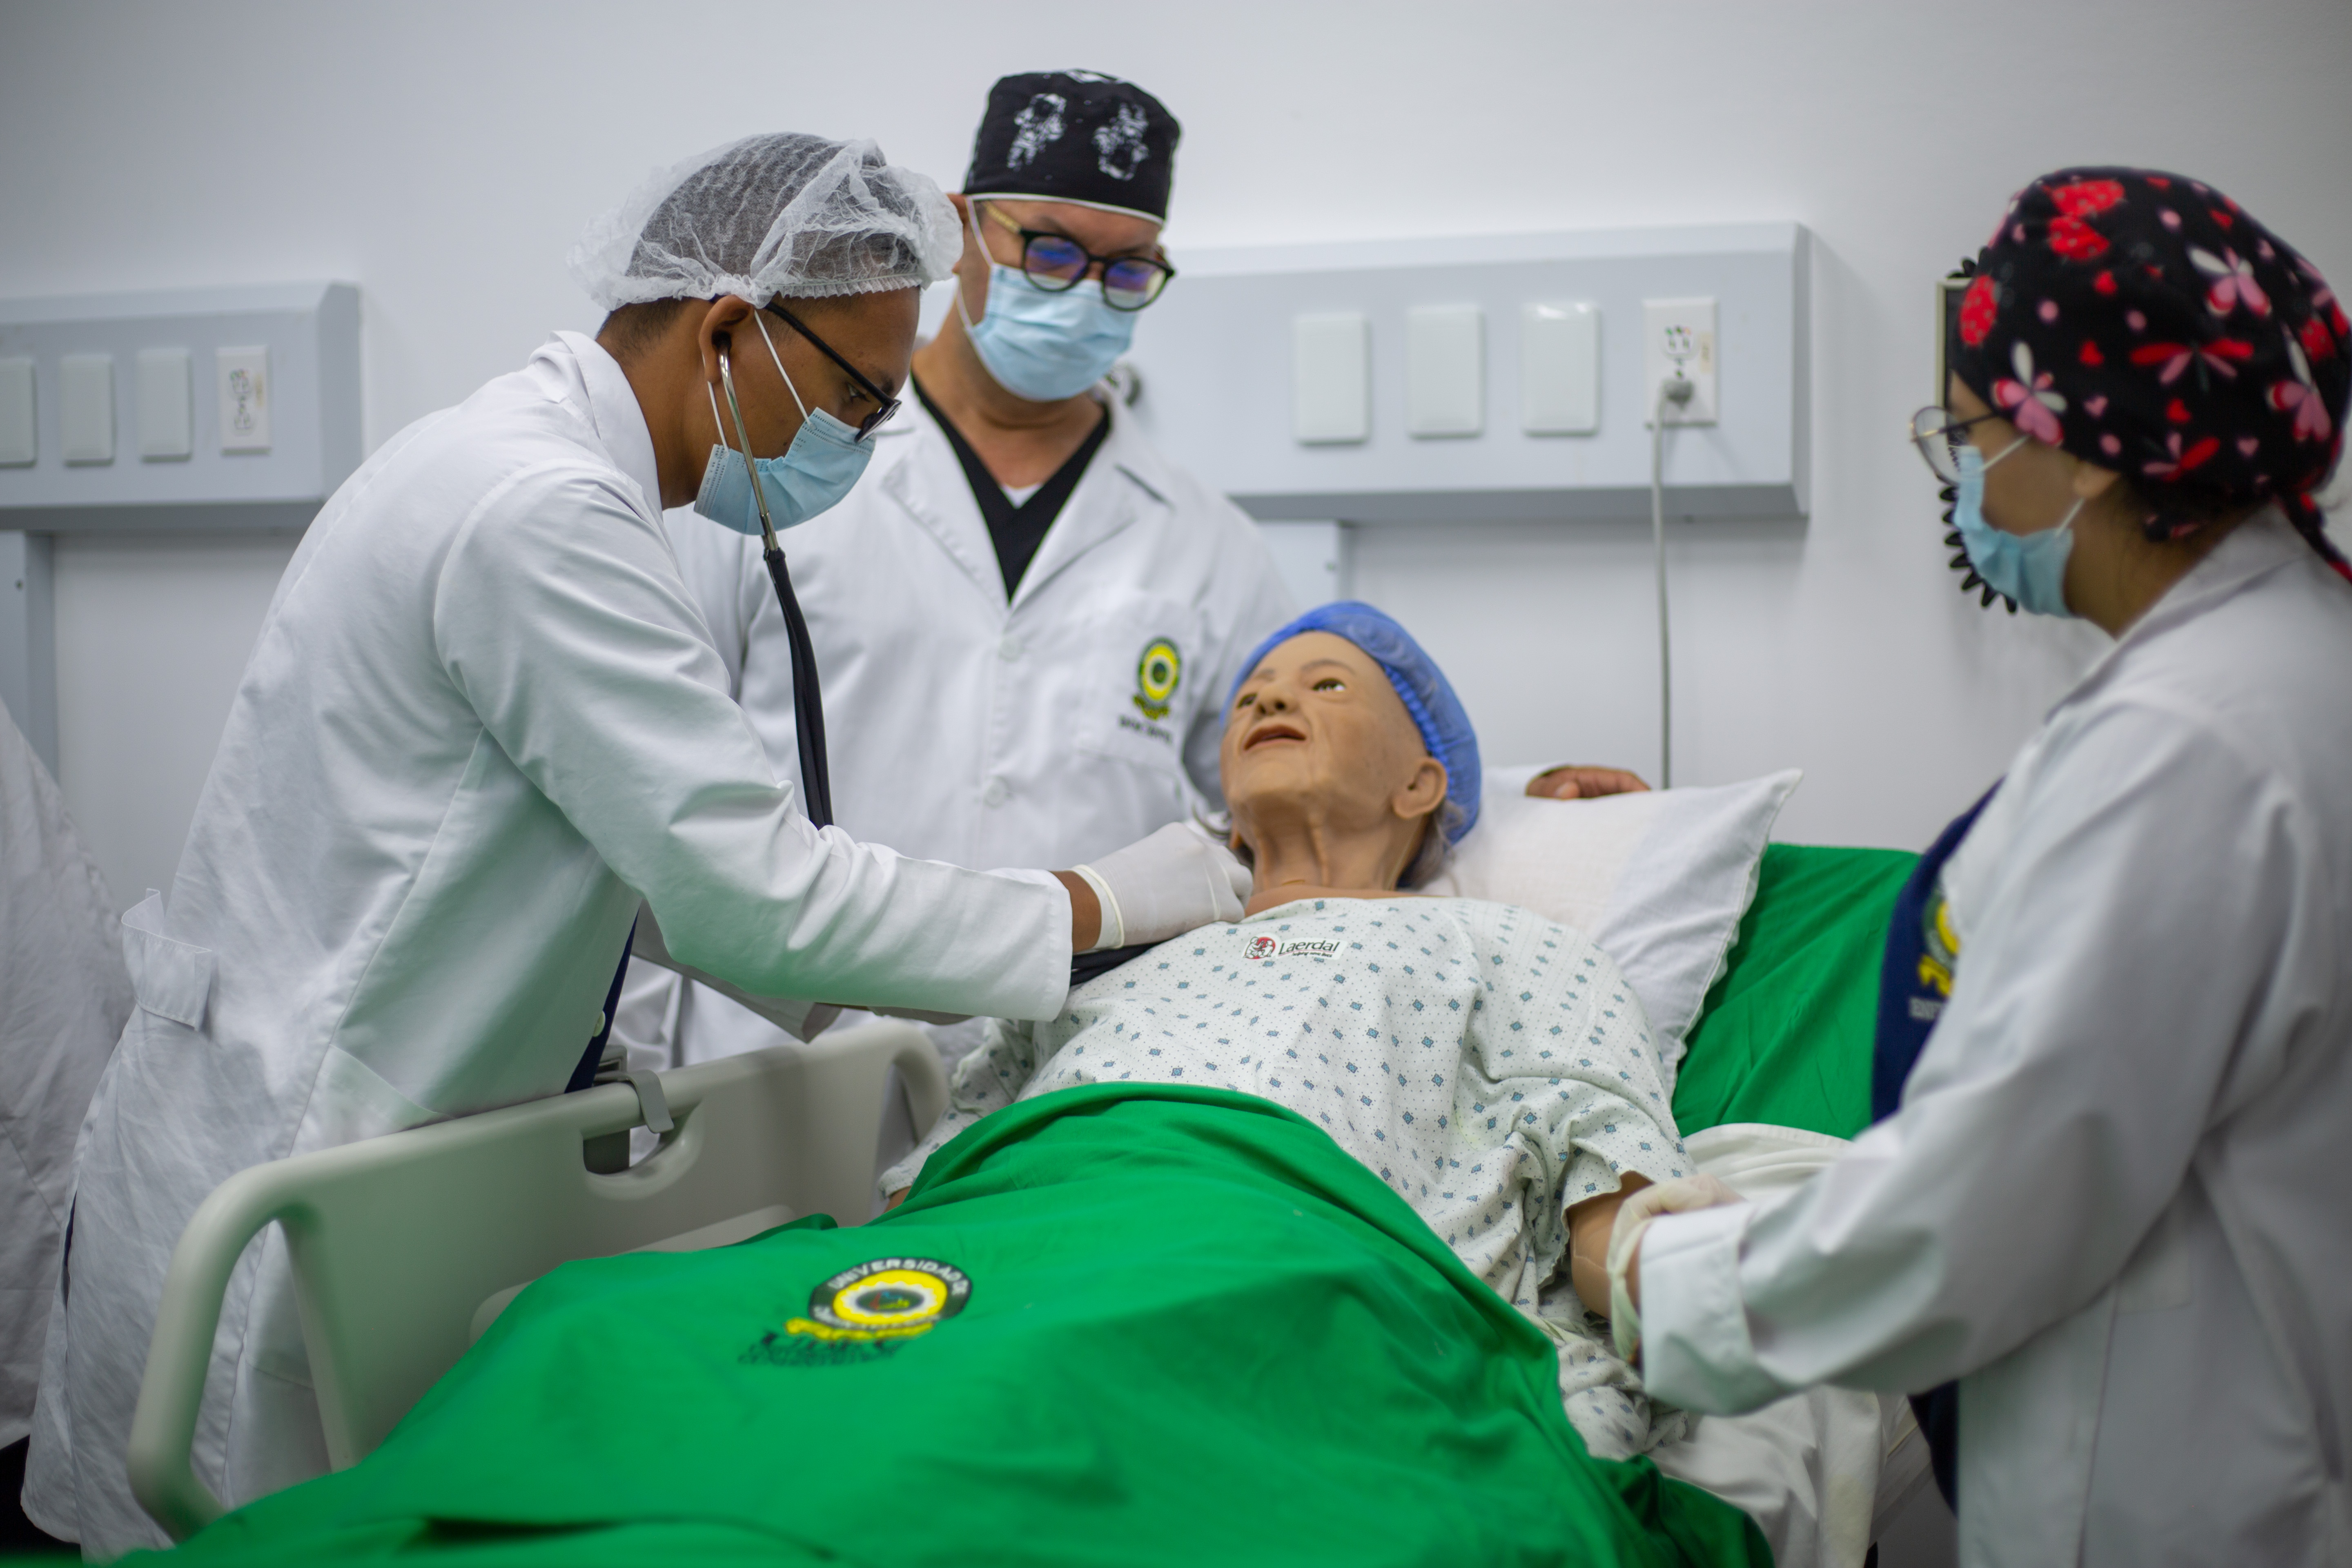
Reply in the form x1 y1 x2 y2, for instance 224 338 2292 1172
982 778 1010 807
998 635 1022 661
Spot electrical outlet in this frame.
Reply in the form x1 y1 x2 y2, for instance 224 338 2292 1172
217 345 271 453
1642 297 1718 425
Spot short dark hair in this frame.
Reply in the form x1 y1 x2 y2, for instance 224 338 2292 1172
597 298 695 362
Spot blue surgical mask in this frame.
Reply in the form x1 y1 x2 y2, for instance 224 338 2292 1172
955 203 1136 402
958 264 1136 402
693 312 873 536
1952 440 2082 618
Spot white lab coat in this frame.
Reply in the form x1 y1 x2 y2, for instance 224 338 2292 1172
659 388 1295 1064
1638 511 2352 1567
22 334 1073 1555
0 702 131 1452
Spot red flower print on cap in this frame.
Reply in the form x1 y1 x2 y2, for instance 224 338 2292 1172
2051 179 2125 217
2093 271 2118 295
2129 339 2253 383
2049 217 2109 261
1958 274 1999 347
1992 342 2067 443
2045 180 2123 261
2301 317 2337 361
2192 247 2271 318
2079 341 2104 366
2144 432 2219 480
2270 341 2334 442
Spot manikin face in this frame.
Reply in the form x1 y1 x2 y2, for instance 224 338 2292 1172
1219 632 1448 887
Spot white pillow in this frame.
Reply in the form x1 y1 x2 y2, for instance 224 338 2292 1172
1421 767 1801 1086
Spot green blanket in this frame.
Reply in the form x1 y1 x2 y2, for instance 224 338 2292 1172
152 1086 1764 1568
1672 844 1917 1142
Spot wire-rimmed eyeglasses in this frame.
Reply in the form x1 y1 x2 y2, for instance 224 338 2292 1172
1908 405 2005 485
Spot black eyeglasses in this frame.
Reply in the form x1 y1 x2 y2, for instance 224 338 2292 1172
982 203 1176 312
761 300 901 440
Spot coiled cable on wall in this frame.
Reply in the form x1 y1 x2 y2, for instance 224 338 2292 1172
1651 374 1695 788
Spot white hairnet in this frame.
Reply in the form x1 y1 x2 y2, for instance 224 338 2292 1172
569 133 961 310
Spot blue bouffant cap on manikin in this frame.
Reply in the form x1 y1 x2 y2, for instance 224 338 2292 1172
1231 602 1482 841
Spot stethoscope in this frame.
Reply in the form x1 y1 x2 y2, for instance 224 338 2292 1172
715 344 834 831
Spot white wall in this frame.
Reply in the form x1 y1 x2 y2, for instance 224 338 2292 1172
49 532 302 909
6 0 2349 893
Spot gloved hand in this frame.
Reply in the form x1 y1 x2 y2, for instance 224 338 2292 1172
1071 822 1251 951
1605 1173 1744 1361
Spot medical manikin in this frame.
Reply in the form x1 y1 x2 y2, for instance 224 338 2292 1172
884 606 1686 1460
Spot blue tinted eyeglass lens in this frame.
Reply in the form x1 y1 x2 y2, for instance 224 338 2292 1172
1023 235 1088 283
1102 260 1165 307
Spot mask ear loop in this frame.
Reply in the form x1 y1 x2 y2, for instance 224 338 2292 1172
752 310 812 422
1980 433 2031 472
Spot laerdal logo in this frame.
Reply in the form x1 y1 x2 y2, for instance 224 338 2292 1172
1246 935 1339 960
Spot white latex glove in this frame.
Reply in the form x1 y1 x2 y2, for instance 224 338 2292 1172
1606 1173 1744 1361
1071 822 1251 951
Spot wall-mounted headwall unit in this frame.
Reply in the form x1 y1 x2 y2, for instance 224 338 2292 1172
1126 224 1808 523
0 281 361 531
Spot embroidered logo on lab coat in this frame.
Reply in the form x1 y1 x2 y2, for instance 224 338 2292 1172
743 1257 972 1367
1911 880 1962 1022
1132 637 1182 721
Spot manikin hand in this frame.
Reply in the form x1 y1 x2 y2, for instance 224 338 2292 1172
1527 766 1653 801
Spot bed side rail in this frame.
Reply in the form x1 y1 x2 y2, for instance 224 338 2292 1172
128 1022 946 1541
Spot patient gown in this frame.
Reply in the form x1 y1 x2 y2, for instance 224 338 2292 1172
143 1085 1764 1567
888 896 1694 1456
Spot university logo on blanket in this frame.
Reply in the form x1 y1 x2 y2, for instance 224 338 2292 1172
742 1258 973 1368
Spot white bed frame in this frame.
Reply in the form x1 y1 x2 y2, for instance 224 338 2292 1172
126 1021 945 1542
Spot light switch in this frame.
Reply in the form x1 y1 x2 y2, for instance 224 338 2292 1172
1521 302 1599 434
0 359 33 467
60 354 116 465
1292 313 1369 444
217 345 271 452
138 347 194 460
1406 305 1483 438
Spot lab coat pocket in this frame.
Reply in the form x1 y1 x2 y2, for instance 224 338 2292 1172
1071 596 1203 774
120 889 216 1030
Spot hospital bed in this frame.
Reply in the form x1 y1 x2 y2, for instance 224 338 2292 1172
129 844 1936 1561
128 1018 946 1541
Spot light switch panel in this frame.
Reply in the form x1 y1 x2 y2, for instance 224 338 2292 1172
0 359 33 467
1293 313 1370 444
60 354 116 464
217 345 271 452
138 347 194 460
1406 305 1483 438
1521 302 1599 434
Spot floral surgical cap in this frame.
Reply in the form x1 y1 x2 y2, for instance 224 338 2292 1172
1951 167 2349 576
